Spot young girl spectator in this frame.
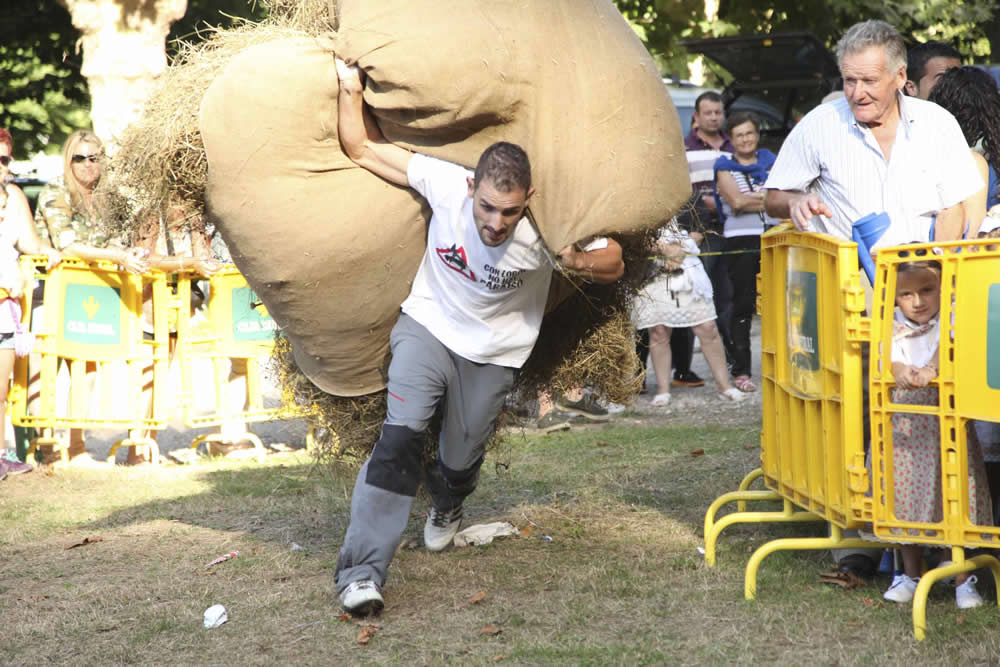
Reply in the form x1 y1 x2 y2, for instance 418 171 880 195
632 220 746 406
0 128 61 478
882 258 992 608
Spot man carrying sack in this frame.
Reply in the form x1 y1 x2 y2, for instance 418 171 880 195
332 60 624 615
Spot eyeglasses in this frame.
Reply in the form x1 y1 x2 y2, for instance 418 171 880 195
72 154 101 164
0 156 10 167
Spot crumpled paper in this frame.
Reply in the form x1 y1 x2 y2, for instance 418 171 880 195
453 522 518 547
203 604 228 629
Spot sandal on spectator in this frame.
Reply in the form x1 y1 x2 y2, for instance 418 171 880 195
733 375 756 392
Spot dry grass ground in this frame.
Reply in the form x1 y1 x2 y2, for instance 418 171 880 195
3 416 1000 665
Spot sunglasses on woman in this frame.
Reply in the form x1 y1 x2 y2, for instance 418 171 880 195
0 156 10 167
72 154 101 164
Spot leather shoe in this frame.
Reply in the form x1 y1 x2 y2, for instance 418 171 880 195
837 554 876 579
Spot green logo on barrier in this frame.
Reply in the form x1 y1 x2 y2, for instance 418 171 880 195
787 270 819 372
988 285 1000 390
232 286 276 341
63 283 121 344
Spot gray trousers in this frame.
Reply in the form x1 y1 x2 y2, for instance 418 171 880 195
335 314 515 592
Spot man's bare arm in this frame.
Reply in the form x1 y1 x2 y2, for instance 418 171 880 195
557 239 624 284
765 189 832 231
335 59 412 186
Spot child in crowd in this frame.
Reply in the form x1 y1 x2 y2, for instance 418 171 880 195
883 258 992 608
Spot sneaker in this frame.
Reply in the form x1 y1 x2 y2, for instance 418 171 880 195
650 392 671 407
603 401 627 415
719 387 747 402
883 573 918 603
424 505 463 551
340 579 384 615
671 370 705 387
956 575 984 609
556 394 609 421
0 459 33 477
535 409 572 434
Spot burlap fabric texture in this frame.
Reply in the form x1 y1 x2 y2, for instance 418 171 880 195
200 0 690 396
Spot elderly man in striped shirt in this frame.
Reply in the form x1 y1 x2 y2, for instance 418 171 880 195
765 20 981 247
762 19 983 581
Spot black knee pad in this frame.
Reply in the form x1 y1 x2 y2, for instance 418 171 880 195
365 424 424 496
439 456 483 498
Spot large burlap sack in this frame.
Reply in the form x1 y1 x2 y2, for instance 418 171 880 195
201 1 688 397
201 38 427 397
332 0 690 251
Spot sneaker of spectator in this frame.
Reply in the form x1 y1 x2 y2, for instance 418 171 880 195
671 370 705 387
535 409 573 433
0 458 32 477
556 393 609 421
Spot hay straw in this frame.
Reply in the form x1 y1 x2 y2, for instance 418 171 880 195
99 1 335 237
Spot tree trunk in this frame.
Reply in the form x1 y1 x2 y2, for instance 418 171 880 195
59 0 188 149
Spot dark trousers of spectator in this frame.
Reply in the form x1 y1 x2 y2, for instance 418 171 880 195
700 233 734 368
724 235 761 378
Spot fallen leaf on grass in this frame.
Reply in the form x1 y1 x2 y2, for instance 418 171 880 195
743 442 756 450
357 625 378 645
65 536 103 550
861 597 877 607
478 624 502 637
519 525 533 538
817 570 862 590
956 614 965 625
494 655 507 662
595 441 611 448
337 613 351 623
465 591 487 605
690 448 705 457
96 626 118 633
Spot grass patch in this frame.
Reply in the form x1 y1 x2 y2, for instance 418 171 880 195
3 421 1000 664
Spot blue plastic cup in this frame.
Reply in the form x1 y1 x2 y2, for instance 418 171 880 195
851 212 890 284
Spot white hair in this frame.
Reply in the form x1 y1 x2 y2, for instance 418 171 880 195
836 20 906 73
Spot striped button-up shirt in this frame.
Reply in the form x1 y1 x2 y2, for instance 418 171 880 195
765 93 981 249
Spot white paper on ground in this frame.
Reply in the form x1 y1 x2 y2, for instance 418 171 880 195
453 521 519 547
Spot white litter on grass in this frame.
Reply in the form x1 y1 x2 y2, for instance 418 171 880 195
290 542 305 552
453 521 518 547
203 604 228 629
697 546 706 555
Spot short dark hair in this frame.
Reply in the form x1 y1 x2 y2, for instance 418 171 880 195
726 111 760 134
694 91 723 114
906 41 961 83
473 142 531 192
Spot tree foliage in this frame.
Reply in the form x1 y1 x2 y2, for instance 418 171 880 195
0 0 89 156
614 0 999 85
1 0 265 157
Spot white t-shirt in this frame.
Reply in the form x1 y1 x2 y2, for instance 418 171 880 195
401 154 554 368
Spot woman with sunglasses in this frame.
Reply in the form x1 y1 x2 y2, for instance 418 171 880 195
33 130 150 466
0 128 62 479
34 131 148 273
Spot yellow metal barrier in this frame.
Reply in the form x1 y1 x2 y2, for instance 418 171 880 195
704 225 871 567
868 239 1000 639
175 266 281 460
705 230 1000 639
9 256 171 464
